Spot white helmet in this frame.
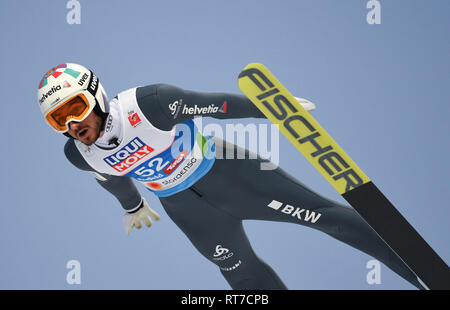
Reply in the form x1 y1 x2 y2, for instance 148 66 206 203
37 63 109 134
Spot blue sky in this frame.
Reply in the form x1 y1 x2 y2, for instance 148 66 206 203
0 0 449 289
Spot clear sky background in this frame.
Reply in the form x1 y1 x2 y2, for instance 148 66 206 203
0 0 449 290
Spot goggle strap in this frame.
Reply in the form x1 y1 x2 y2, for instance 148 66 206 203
87 70 99 97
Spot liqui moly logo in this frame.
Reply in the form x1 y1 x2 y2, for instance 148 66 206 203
103 137 154 172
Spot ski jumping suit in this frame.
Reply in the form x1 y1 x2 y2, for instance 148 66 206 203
64 84 423 289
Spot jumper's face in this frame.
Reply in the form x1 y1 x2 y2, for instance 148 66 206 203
67 111 104 145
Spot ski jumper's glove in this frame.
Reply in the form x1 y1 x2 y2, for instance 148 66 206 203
123 198 160 236
294 97 316 112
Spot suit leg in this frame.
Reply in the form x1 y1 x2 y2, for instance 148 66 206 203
159 188 287 290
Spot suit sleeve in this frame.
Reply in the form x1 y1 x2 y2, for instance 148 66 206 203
64 139 143 212
135 84 266 131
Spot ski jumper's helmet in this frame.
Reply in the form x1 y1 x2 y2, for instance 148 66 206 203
37 63 109 134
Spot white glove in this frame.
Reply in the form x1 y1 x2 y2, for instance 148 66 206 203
123 198 160 236
294 97 316 112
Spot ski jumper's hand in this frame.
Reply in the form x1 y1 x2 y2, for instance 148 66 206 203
123 198 160 235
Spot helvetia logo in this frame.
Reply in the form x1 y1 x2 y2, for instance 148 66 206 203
39 85 62 104
63 81 71 88
169 99 183 119
267 200 322 223
219 101 227 113
182 104 219 115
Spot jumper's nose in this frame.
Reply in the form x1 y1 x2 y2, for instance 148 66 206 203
68 121 81 131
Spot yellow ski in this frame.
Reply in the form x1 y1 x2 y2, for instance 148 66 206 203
238 63 450 290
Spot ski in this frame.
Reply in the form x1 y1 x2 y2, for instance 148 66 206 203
238 63 450 290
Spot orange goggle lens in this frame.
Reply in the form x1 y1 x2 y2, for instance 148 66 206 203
46 94 91 132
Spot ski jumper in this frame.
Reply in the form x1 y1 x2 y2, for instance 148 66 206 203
64 84 423 289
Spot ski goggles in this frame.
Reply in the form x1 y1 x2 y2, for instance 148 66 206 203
45 93 92 132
